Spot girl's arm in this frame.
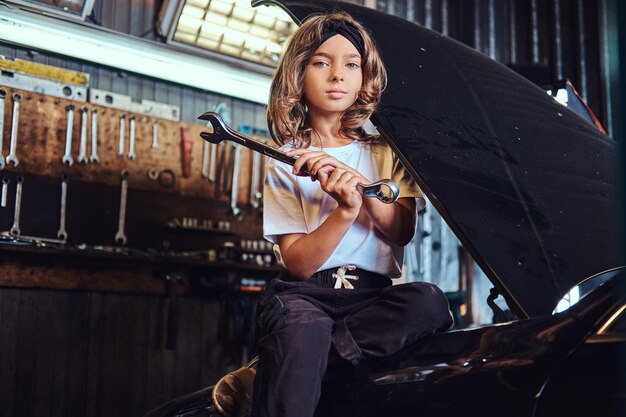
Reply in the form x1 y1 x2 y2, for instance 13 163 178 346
289 149 417 246
277 167 363 280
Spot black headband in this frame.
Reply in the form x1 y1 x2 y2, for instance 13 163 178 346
319 20 365 57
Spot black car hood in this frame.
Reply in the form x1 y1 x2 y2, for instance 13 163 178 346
253 1 624 317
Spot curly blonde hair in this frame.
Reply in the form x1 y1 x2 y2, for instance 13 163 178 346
267 11 387 147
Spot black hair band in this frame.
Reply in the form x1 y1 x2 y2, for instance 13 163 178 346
320 20 365 57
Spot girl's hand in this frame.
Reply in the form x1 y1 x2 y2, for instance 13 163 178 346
287 148 363 180
317 166 363 210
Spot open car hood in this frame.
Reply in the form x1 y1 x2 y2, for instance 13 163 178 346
253 1 624 317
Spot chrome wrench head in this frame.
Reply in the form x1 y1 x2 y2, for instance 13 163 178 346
356 180 400 204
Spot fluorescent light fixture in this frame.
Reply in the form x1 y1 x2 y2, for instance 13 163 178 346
5 0 95 21
159 0 296 67
0 7 272 104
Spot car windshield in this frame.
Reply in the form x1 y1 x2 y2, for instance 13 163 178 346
553 268 623 314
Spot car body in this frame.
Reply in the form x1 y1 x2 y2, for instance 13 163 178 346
145 1 625 416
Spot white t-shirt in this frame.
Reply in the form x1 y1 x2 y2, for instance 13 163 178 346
263 139 423 278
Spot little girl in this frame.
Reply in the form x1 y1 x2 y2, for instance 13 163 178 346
225 11 452 417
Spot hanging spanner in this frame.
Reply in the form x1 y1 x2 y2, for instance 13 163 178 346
62 104 74 166
201 140 210 178
249 147 262 209
57 174 68 241
128 116 136 160
1 177 8 208
230 144 242 219
77 106 88 163
90 109 100 163
198 112 400 204
115 170 129 245
10 176 23 236
118 115 126 159
208 143 217 181
152 121 158 148
0 89 6 170
214 143 226 199
6 93 21 167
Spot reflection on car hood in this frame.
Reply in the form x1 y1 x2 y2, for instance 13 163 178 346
253 0 624 317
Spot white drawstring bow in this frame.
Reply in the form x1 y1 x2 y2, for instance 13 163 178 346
332 265 359 289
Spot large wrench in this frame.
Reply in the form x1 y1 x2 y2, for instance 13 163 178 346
198 112 400 204
6 93 21 167
115 170 129 245
57 174 68 241
10 176 23 236
0 89 6 170
90 109 100 163
128 116 136 160
152 121 158 148
77 106 88 163
62 104 74 166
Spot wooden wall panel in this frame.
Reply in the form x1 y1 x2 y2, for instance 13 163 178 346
0 286 239 417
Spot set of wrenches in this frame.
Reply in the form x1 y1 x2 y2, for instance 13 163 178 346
0 171 130 245
200 131 265 220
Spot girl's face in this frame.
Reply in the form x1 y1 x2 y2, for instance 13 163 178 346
302 34 363 118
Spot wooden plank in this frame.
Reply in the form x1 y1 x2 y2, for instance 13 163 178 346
65 290 90 416
50 290 72 417
0 289 19 416
13 290 36 416
128 294 151 416
85 292 104 417
32 290 57 416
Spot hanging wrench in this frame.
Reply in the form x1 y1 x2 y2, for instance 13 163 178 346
151 121 158 148
128 116 136 160
0 89 6 170
201 140 210 178
115 170 129 245
230 144 242 219
57 174 68 241
10 176 23 236
62 104 74 166
1 177 8 208
249 149 262 209
89 109 99 163
6 93 21 167
208 143 217 181
77 106 88 163
118 115 126 159
199 112 400 204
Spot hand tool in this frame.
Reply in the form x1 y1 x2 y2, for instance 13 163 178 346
115 170 129 245
89 109 100 163
180 127 192 178
249 148 262 209
6 93 21 167
62 104 74 166
77 106 88 163
57 174 68 241
201 140 210 178
230 144 242 219
128 116 136 160
1 177 8 207
10 176 23 236
118 115 125 159
199 112 401 204
208 143 217 181
0 89 6 170
151 121 158 148
223 143 235 195
214 143 226 199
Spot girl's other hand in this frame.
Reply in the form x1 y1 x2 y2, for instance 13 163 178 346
287 148 363 181
317 166 363 210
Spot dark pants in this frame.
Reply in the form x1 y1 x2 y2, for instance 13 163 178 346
251 268 453 417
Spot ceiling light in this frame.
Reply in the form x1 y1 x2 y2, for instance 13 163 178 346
159 0 296 68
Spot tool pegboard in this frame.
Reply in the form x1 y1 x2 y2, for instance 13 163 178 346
0 86 263 204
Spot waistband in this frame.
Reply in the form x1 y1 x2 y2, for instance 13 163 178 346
278 266 392 290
